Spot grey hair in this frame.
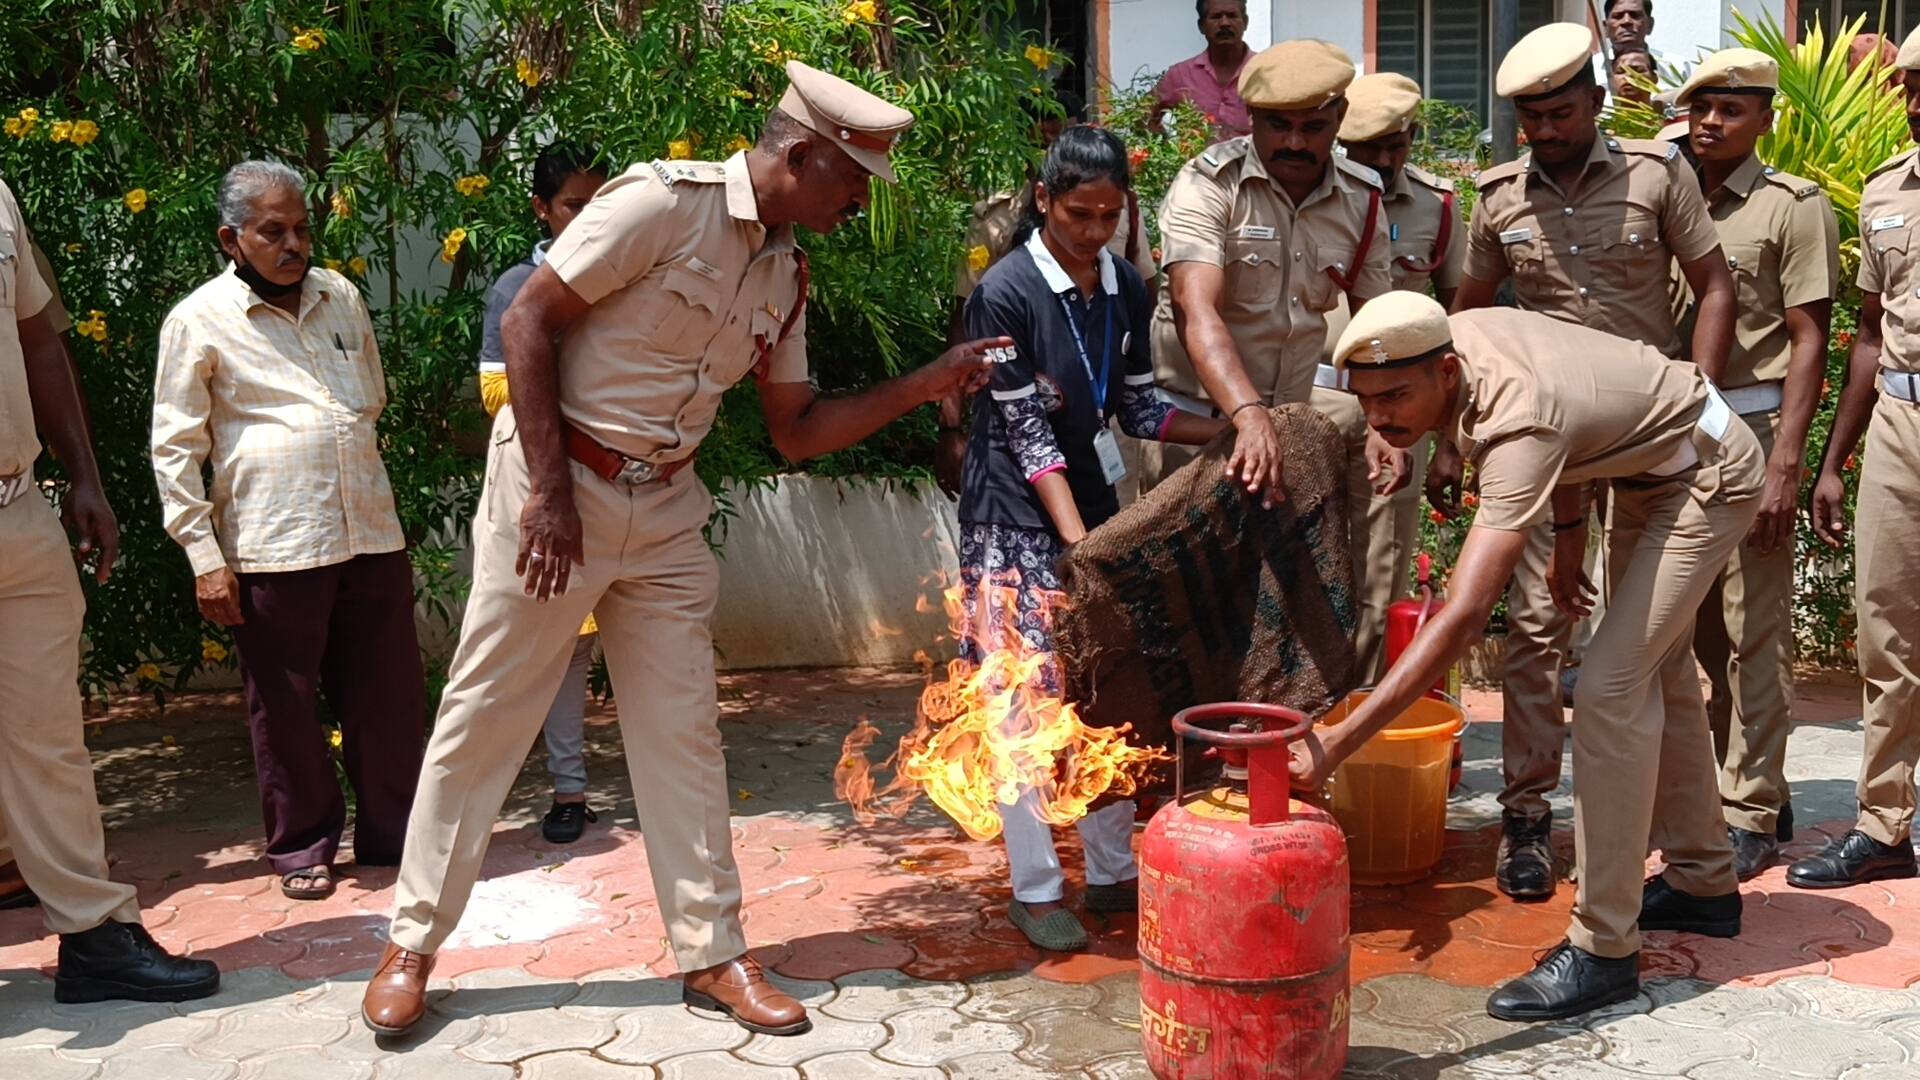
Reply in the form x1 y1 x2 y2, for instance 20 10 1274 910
217 160 306 230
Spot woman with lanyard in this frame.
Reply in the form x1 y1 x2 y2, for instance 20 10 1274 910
476 141 609 845
958 126 1227 951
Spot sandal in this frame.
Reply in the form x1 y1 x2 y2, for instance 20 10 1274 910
281 865 335 900
1008 900 1089 951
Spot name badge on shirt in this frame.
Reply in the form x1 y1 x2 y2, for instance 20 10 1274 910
1499 228 1533 244
686 257 723 280
1093 427 1127 486
1873 215 1906 232
1238 225 1276 240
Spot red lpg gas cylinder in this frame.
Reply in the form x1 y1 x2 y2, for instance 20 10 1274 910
1137 703 1350 1080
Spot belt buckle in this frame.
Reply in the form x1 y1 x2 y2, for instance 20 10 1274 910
612 457 661 485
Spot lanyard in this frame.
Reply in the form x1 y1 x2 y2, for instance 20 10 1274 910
1056 289 1115 420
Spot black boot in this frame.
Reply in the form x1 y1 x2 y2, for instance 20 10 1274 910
56 920 219 1004
1486 941 1639 1021
1496 813 1556 901
1638 874 1741 937
542 800 598 844
1786 830 1918 889
1729 826 1780 882
1775 801 1794 843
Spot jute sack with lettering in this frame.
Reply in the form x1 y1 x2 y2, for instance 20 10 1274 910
1053 404 1358 763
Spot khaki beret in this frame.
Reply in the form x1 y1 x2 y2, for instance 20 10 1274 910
1672 48 1777 106
779 61 915 183
1239 39 1356 111
1340 73 1423 142
1495 23 1596 99
1899 24 1920 69
1331 291 1453 370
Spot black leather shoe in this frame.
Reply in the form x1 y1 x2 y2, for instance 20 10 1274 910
1638 874 1741 937
1776 801 1794 843
1487 941 1639 1021
542 801 597 844
1729 827 1779 882
1786 830 1918 889
1496 813 1556 901
56 920 219 1004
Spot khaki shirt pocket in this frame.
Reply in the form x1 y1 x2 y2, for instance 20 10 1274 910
1592 211 1666 294
1871 224 1915 301
0 226 17 310
1721 240 1773 325
655 263 727 352
1303 249 1352 313
1503 235 1551 292
1223 239 1282 306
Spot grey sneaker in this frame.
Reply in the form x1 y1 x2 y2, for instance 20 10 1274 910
1007 901 1089 951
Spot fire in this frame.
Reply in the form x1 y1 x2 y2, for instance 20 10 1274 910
835 576 1164 842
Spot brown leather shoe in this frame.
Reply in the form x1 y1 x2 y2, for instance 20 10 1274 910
682 954 811 1036
361 942 435 1035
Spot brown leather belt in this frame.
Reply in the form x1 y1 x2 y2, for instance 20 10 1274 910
565 423 694 486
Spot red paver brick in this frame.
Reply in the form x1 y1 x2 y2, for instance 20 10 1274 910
776 930 916 981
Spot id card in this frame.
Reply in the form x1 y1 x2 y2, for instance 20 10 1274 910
1093 427 1127 485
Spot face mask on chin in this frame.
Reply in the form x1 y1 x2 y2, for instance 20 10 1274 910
234 255 308 299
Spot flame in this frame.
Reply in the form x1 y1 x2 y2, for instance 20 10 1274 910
837 575 1164 841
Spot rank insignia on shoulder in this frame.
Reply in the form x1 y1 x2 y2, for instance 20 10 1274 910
1202 152 1219 167
1664 142 1679 161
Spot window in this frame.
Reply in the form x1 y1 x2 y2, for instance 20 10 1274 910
1375 0 1557 121
1800 0 1915 43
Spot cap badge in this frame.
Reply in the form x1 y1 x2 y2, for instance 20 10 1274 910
1369 338 1389 364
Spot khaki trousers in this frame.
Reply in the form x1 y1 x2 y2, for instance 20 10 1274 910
1852 397 1920 846
1691 410 1795 835
0 495 140 934
1500 520 1575 820
1568 423 1761 959
390 408 745 970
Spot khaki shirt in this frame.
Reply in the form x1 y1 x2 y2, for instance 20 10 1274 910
953 188 1156 297
1466 134 1722 358
1858 148 1920 373
0 179 56 481
28 242 69 334
1673 154 1838 388
546 153 808 464
1384 163 1467 296
1152 139 1391 408
1449 307 1716 531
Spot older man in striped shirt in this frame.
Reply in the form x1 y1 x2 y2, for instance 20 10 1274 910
150 160 423 902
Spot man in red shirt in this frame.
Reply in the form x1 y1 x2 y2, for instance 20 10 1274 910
1152 0 1253 138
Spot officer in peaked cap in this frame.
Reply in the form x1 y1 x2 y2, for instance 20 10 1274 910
361 61 1004 1038
1788 24 1920 891
1300 291 1762 1022
1145 37 1400 673
1447 21 1736 905
1664 47 1839 882
1317 71 1468 681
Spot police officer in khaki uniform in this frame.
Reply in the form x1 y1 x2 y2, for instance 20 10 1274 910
1302 292 1760 1021
361 63 1004 1038
1789 26 1920 890
1322 72 1466 679
1147 37 1398 619
1452 22 1736 900
1668 50 1838 881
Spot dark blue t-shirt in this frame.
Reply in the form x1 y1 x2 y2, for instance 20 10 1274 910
958 234 1154 534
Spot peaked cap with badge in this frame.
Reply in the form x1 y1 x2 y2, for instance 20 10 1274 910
1239 39 1356 111
778 60 914 182
1340 73 1423 143
1331 291 1452 370
1671 48 1777 106
1496 23 1597 100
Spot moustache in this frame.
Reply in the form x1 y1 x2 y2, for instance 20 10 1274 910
836 202 861 219
1268 149 1318 165
1377 426 1412 441
279 253 307 267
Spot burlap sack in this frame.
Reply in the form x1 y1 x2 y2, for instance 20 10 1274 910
1054 404 1358 756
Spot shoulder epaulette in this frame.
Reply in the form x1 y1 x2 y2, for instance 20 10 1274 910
1866 148 1920 184
1614 137 1681 162
648 160 727 188
1759 166 1824 201
1335 155 1384 189
1474 159 1527 189
1194 137 1251 177
1403 163 1457 193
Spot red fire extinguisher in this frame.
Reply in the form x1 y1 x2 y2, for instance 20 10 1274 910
1386 554 1466 790
1137 703 1349 1080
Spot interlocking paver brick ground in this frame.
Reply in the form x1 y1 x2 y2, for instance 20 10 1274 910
2 669 1918 1077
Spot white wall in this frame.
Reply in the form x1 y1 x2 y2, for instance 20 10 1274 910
1269 0 1364 62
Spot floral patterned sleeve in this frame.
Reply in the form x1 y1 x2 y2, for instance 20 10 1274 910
1117 372 1175 440
992 390 1067 481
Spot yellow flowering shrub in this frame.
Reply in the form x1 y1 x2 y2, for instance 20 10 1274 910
4 107 38 137
201 639 229 663
439 226 468 262
291 26 326 52
123 188 148 213
842 0 878 24
348 255 368 276
667 138 694 160
1024 44 1052 69
453 174 491 197
725 135 753 153
70 119 98 146
516 57 541 87
966 245 990 272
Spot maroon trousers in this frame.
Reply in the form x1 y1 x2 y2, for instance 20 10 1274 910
231 550 425 875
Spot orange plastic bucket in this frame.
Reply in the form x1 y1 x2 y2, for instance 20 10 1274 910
1316 690 1466 885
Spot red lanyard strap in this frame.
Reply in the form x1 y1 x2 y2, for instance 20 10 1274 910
1395 189 1454 275
1325 187 1381 296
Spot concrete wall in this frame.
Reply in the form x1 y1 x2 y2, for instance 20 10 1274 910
709 476 963 670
